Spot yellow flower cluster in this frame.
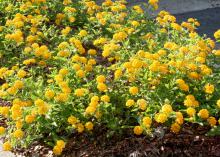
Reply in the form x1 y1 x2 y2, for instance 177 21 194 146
13 129 24 139
53 140 66 155
198 109 209 119
214 29 220 39
34 99 50 115
0 106 10 117
70 38 86 54
143 117 152 128
5 30 24 43
204 83 215 94
3 141 12 151
184 95 199 107
149 0 159 10
0 126 5 135
85 96 99 115
176 79 189 92
186 107 196 117
133 126 143 135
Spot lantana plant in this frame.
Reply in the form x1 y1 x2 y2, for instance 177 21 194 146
0 0 220 155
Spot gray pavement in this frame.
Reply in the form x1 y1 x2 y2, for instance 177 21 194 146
175 7 220 40
135 0 220 14
98 0 220 15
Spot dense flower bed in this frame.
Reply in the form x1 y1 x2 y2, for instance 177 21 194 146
0 0 220 155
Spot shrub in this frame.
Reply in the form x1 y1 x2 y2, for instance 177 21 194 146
0 0 220 155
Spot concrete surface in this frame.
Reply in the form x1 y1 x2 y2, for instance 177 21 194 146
175 7 220 41
128 0 220 14
98 0 220 15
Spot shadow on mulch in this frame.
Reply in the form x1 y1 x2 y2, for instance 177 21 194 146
12 124 220 157
1 99 220 157
61 125 220 157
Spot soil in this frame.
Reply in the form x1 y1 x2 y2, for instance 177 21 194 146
12 125 220 157
60 124 220 157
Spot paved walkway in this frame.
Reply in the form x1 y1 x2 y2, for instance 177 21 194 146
176 7 220 40
98 0 220 15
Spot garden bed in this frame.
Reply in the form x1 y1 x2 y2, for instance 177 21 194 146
0 0 220 156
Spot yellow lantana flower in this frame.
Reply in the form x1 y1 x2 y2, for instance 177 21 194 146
133 126 143 135
204 83 214 94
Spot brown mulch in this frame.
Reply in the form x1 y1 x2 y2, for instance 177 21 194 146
12 125 220 157
61 125 220 157
1 99 220 157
